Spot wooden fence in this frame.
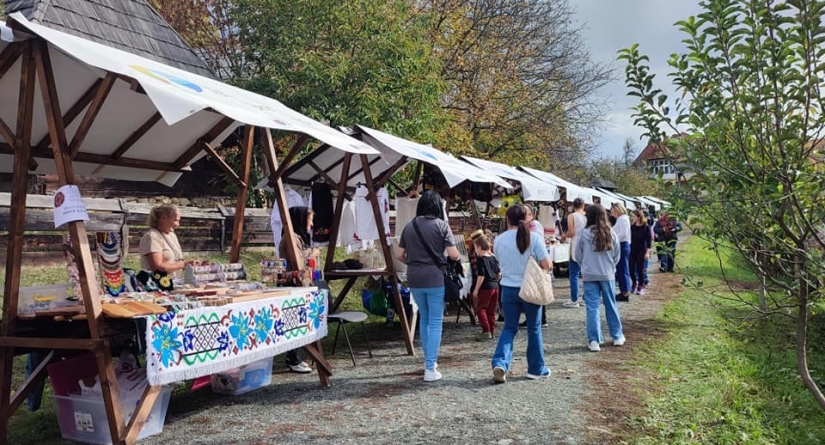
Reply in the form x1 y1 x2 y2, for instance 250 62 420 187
0 193 485 266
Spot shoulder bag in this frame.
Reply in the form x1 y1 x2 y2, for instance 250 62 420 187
519 255 554 306
412 220 463 302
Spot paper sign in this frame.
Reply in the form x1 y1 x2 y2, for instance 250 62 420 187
53 185 90 228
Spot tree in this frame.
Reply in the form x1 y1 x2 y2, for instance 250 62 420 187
621 137 637 167
586 156 657 197
230 0 448 144
619 0 825 409
418 0 613 166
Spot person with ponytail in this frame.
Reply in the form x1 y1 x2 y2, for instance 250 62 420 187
574 205 625 352
490 204 552 384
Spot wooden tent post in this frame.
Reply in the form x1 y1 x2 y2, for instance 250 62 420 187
359 155 414 355
229 125 254 263
261 129 332 386
33 40 127 445
0 41 35 441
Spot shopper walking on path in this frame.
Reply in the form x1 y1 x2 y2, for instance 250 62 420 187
491 204 552 383
396 191 461 382
654 210 682 273
559 198 587 307
576 204 625 352
610 203 632 302
629 209 652 295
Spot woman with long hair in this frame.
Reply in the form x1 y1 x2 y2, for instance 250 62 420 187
610 203 632 301
559 198 587 307
396 191 460 382
490 204 552 383
629 209 652 294
575 205 625 352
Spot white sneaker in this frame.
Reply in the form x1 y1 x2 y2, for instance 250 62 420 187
588 340 601 352
562 300 580 308
493 366 507 384
613 336 626 346
526 369 551 379
288 361 312 373
423 369 442 382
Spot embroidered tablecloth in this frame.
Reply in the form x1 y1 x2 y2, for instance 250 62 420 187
144 288 328 386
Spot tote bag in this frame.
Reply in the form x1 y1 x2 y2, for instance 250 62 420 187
519 257 554 305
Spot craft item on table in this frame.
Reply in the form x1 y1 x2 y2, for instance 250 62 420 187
154 294 203 312
184 262 247 286
144 288 329 386
137 270 174 292
96 232 127 297
498 194 523 216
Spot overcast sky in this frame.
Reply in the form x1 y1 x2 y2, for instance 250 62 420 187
573 0 703 159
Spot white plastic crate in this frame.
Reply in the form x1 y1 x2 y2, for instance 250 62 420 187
52 385 173 445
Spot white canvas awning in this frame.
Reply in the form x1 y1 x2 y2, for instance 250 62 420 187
642 196 671 208
518 166 592 203
635 196 662 211
357 125 512 189
0 14 378 186
460 155 558 202
594 188 632 209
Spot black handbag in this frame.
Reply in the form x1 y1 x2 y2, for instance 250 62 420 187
412 219 463 302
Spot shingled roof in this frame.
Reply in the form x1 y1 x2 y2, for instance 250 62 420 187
3 0 215 78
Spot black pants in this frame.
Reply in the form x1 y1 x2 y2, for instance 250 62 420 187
286 350 302 365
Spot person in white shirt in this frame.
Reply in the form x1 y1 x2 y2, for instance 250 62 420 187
559 198 587 307
610 203 632 301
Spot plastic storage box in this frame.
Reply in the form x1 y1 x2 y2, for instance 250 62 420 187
17 283 74 316
210 356 273 395
52 385 173 445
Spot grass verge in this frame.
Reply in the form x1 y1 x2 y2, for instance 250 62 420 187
625 236 825 444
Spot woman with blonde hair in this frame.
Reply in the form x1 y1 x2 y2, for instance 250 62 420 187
139 204 185 276
610 202 632 301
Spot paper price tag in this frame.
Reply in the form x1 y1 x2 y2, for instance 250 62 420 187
53 185 90 228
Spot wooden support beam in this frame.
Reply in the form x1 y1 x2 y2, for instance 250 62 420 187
412 160 424 190
0 42 36 443
122 384 160 444
261 130 299 271
301 343 331 387
0 42 24 81
359 154 414 355
0 337 104 349
229 126 254 263
307 160 340 191
0 117 14 148
0 143 189 172
34 41 125 445
35 78 103 151
270 135 309 185
1 351 53 420
279 142 328 181
110 111 161 160
172 116 235 169
346 156 382 183
202 140 244 187
323 153 352 272
374 156 409 189
69 73 116 158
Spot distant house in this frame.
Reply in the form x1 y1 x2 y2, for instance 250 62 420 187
633 134 691 187
3 0 215 78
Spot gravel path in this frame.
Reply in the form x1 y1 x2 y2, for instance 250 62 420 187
141 249 683 445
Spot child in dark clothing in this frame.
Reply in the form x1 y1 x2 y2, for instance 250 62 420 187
472 234 500 341
629 209 652 294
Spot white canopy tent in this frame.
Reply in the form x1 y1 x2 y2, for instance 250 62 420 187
460 155 559 202
518 166 592 203
594 188 633 209
635 196 662 211
0 14 378 187
643 195 671 208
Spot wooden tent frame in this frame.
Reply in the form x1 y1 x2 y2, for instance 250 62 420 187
0 37 333 445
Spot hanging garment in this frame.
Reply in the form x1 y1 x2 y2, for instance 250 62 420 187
377 187 391 239
354 185 391 243
337 199 358 248
394 196 420 235
311 181 334 243
270 188 307 249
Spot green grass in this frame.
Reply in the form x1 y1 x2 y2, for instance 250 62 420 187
3 247 395 445
626 237 825 444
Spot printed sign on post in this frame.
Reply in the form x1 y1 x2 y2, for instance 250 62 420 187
53 185 90 228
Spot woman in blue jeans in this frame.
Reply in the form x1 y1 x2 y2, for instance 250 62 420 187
490 204 552 383
575 205 625 352
396 191 460 382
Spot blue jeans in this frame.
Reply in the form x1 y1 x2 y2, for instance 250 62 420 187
411 286 445 371
615 241 631 293
583 280 624 344
643 258 650 285
568 260 581 302
491 286 549 376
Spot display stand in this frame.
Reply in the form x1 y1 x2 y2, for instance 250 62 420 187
0 37 332 445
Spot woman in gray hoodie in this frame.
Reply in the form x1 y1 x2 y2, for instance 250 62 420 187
574 205 626 352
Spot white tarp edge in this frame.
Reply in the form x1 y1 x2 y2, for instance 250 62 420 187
356 125 511 189
460 155 559 202
519 166 592 203
9 13 379 157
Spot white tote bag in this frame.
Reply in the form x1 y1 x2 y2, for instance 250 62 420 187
519 256 554 305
